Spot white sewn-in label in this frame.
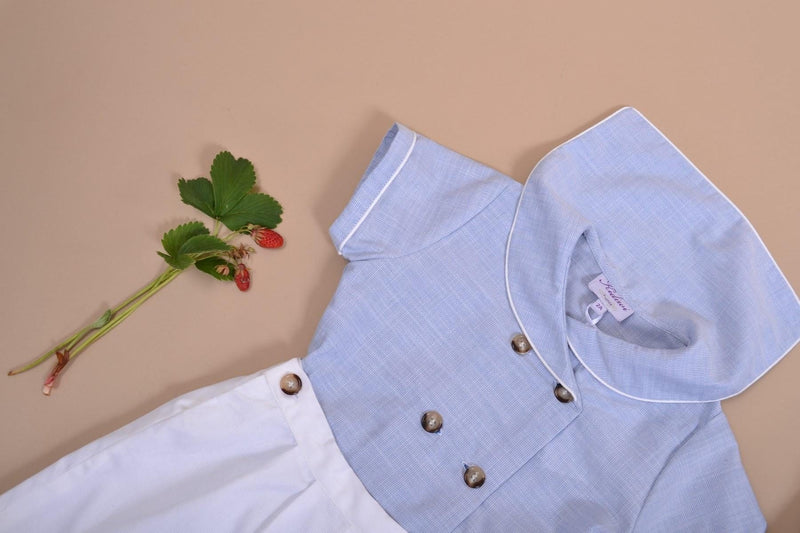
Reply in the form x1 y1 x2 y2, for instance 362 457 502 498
585 298 607 326
588 275 634 322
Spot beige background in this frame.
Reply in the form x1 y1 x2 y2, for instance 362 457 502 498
1 1 798 529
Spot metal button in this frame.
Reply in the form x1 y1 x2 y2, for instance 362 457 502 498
510 333 531 354
463 465 486 488
553 383 574 403
421 410 443 433
280 373 302 395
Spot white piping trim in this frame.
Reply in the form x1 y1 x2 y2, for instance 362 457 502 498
628 107 800 309
504 106 632 401
504 185 569 397
337 132 418 255
567 335 800 404
507 106 800 404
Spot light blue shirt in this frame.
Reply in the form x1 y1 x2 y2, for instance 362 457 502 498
302 107 800 532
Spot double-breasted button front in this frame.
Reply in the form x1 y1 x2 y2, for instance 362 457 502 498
421 410 443 433
463 465 486 488
280 373 302 395
510 333 531 354
553 383 574 403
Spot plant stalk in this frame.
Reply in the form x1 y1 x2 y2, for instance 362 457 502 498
67 268 181 362
7 267 181 376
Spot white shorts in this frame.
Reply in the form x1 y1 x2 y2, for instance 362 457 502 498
0 358 405 533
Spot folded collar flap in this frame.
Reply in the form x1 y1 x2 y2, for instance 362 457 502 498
509 107 800 403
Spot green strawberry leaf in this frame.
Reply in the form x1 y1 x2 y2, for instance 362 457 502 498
219 192 283 231
159 222 212 269
157 251 194 270
195 257 236 281
178 234 230 256
161 221 209 257
178 177 215 218
210 151 256 218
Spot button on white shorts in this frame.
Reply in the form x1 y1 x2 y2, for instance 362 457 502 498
0 358 405 533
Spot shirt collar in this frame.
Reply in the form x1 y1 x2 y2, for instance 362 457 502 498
506 107 800 403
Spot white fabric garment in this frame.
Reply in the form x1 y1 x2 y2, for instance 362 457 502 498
0 358 404 533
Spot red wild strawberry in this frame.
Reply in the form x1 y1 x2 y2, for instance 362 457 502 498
234 263 251 291
251 227 284 248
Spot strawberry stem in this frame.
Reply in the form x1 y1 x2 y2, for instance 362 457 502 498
222 231 242 243
7 267 182 377
66 268 182 363
8 347 58 376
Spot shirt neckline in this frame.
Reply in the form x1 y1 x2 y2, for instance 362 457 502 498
504 106 800 403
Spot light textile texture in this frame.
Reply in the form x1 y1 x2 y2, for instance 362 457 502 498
0 358 404 533
302 107 800 531
2 107 798 532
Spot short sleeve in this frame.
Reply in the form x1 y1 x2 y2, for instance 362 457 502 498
633 410 766 532
329 122 511 261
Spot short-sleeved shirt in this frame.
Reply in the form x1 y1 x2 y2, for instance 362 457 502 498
301 107 800 532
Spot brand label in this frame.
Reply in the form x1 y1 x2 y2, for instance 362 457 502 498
588 275 634 322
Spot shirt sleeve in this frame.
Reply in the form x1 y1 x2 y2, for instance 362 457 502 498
329 122 511 261
633 409 766 532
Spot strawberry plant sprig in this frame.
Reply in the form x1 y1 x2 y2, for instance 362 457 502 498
8 151 284 396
